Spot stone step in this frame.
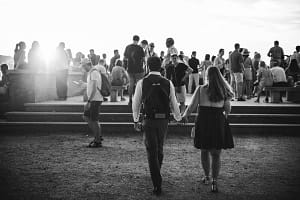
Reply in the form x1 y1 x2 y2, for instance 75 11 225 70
5 112 300 124
24 103 300 114
0 122 299 135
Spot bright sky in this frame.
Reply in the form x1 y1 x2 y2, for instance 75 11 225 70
0 0 299 62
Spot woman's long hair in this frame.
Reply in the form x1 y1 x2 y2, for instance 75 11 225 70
206 66 234 102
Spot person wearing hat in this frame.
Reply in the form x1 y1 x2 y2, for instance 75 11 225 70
242 48 253 99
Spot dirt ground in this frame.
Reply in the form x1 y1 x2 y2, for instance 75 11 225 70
0 133 299 200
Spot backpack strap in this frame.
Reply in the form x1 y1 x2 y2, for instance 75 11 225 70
89 68 102 94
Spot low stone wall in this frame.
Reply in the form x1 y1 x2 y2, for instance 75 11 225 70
8 70 84 110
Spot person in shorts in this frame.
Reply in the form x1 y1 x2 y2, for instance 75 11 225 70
81 58 103 147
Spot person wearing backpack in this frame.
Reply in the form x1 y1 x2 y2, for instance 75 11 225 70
81 58 104 148
132 56 181 196
124 35 145 106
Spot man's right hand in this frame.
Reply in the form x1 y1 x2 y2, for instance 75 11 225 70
84 102 91 111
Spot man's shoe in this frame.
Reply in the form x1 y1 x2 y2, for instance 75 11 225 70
87 141 102 148
237 97 246 101
201 176 210 185
153 187 162 196
211 180 218 193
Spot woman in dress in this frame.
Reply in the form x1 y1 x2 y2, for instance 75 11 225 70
182 66 234 192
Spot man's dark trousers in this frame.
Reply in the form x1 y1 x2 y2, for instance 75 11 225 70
143 119 168 189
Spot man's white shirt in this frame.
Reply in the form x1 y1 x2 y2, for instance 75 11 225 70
132 71 182 122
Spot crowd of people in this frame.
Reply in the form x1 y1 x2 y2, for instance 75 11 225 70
79 35 299 195
1 36 300 196
8 38 300 103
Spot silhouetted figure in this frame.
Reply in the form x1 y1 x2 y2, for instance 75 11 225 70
53 42 69 100
28 41 45 71
14 41 27 69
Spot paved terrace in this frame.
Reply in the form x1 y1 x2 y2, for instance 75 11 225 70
0 94 299 199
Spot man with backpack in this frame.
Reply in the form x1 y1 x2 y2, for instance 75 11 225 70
81 58 104 148
132 56 182 196
124 35 145 106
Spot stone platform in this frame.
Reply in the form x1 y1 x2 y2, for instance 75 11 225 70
1 95 300 135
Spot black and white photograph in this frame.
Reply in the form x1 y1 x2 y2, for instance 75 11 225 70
0 0 300 199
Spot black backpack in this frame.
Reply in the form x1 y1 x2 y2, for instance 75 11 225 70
142 75 170 119
90 69 111 97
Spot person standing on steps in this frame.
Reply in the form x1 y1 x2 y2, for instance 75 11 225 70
124 35 145 107
229 43 245 101
81 58 104 148
132 56 181 196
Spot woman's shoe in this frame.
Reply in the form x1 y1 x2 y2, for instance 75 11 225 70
201 176 210 185
211 180 218 193
87 140 102 148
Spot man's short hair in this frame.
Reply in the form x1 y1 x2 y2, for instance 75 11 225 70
141 40 148 45
147 56 161 71
133 35 140 41
296 46 300 52
116 59 122 66
234 43 240 49
1 64 8 71
274 41 279 45
99 59 105 65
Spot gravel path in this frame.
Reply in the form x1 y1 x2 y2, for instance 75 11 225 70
0 133 299 200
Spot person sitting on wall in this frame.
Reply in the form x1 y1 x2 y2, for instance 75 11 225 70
110 59 129 101
270 60 290 102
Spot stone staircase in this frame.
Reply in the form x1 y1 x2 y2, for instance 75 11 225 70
1 101 300 135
